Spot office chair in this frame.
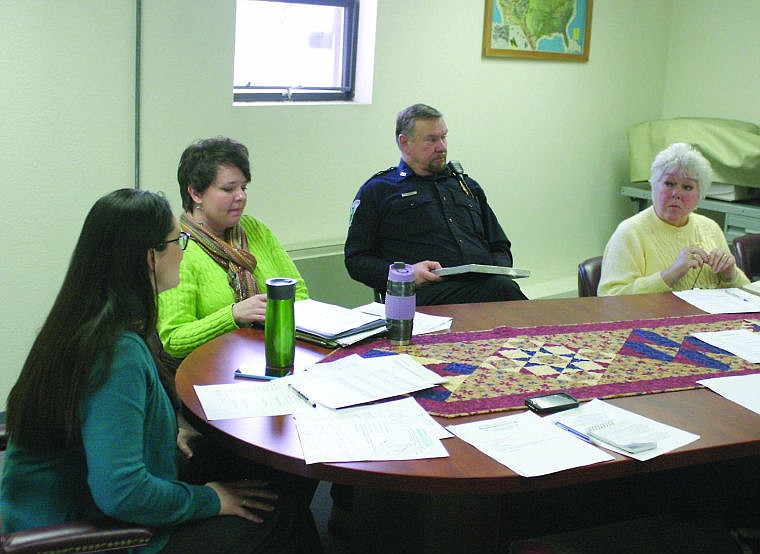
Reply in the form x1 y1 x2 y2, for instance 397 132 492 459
0 423 153 553
577 256 603 297
733 233 760 281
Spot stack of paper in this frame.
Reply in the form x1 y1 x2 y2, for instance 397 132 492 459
193 355 454 464
448 411 612 477
546 399 700 462
353 302 453 335
294 353 446 409
293 397 451 464
294 299 386 347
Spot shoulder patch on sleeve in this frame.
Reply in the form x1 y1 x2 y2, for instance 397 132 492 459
348 199 360 226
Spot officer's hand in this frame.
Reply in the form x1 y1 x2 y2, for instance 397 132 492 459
413 260 443 287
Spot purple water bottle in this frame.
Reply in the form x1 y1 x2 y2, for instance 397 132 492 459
385 262 415 345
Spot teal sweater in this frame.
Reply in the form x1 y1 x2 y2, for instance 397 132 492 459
0 333 219 553
157 215 308 357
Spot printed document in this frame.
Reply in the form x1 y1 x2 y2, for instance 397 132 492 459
447 410 613 477
698 373 760 416
546 399 700 461
354 302 453 335
673 288 760 314
293 397 450 464
194 377 310 420
293 353 445 409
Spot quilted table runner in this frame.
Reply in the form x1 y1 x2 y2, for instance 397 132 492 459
328 312 760 417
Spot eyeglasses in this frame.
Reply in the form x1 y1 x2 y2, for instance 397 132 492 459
159 231 190 251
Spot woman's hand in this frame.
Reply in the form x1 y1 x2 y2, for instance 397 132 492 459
706 248 737 282
661 246 706 287
207 479 278 523
232 294 268 326
177 425 202 459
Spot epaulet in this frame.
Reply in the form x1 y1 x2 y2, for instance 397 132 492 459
372 166 396 177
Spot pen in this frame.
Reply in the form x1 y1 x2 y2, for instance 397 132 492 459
725 290 750 302
234 369 284 381
288 383 317 407
554 421 592 443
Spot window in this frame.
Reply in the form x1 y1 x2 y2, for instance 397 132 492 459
233 0 359 102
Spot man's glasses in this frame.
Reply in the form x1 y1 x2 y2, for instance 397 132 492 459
159 231 190 251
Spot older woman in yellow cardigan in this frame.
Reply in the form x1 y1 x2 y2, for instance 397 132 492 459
599 142 749 296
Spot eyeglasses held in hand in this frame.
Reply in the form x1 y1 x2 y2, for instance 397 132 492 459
159 232 190 251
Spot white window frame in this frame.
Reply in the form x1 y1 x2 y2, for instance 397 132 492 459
233 0 360 103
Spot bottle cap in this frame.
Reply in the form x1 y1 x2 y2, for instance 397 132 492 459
265 277 297 300
387 262 415 282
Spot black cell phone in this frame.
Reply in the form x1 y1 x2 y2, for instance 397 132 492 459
525 392 579 414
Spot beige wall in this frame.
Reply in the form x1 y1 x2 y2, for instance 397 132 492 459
2 0 753 408
1 1 136 407
663 0 760 123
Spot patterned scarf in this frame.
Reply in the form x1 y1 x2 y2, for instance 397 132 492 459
180 213 258 301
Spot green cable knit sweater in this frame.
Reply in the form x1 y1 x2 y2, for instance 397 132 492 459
158 215 308 357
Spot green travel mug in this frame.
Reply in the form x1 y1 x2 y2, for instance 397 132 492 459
264 277 297 376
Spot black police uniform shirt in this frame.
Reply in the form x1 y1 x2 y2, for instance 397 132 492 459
344 158 515 292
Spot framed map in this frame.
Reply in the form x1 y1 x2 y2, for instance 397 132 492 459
483 0 593 61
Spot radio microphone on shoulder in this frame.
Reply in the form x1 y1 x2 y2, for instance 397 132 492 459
447 160 472 197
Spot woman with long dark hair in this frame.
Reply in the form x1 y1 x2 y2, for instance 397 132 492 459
1 189 321 553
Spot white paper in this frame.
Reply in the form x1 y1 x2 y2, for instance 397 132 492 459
354 302 453 335
691 329 760 363
193 377 310 420
742 281 760 295
292 353 444 409
546 399 700 461
447 411 613 477
293 397 450 464
673 287 760 314
294 298 382 337
698 373 760 415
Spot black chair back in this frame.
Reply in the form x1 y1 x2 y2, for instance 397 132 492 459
733 233 760 281
578 256 603 297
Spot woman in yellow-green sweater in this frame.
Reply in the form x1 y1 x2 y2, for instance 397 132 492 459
158 137 308 359
599 142 749 296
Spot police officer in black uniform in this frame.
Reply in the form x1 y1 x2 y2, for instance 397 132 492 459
344 103 527 305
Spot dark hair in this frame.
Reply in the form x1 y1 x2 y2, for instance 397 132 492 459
395 103 443 146
177 137 251 211
6 189 176 454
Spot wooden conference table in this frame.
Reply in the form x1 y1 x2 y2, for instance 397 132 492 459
176 293 760 550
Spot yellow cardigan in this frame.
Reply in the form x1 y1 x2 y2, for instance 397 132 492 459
598 207 749 296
